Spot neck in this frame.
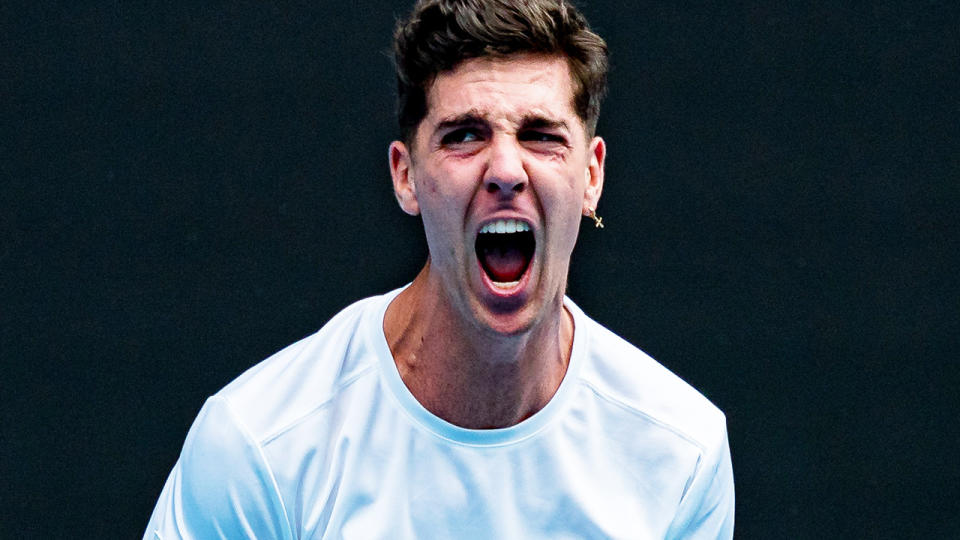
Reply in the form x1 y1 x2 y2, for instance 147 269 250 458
383 263 574 429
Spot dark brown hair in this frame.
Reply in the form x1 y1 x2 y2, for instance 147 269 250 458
393 0 609 143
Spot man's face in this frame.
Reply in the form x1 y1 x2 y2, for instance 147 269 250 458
390 53 605 336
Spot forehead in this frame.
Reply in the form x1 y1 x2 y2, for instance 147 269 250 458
424 54 578 126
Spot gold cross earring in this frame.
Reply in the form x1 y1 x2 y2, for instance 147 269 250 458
586 209 604 228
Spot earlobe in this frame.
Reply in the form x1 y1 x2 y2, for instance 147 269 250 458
389 141 420 216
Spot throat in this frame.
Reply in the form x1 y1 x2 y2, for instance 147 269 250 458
384 268 576 429
476 231 534 283
480 243 527 282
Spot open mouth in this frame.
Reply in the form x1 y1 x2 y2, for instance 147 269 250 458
475 219 535 288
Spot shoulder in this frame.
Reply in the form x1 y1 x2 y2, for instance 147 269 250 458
213 291 392 444
574 308 728 454
144 394 296 539
144 292 398 539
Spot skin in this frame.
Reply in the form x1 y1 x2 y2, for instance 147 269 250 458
384 53 605 429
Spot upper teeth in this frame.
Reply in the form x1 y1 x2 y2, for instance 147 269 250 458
480 219 530 234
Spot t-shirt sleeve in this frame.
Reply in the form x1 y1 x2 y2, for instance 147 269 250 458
664 421 735 540
143 396 294 540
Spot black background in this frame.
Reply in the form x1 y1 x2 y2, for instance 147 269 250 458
3 1 958 538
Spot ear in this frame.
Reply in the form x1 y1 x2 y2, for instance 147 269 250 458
582 136 606 214
389 141 420 216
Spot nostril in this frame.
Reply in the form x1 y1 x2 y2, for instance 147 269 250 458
487 183 500 193
512 183 524 193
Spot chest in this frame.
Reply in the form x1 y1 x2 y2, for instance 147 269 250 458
262 397 699 539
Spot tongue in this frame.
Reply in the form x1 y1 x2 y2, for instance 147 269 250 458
480 244 527 282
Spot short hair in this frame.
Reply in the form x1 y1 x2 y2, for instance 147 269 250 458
393 0 609 144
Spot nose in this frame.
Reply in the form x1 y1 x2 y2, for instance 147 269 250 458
482 136 528 196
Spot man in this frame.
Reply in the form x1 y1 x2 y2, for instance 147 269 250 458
144 0 734 538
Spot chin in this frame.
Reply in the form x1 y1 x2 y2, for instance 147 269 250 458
469 296 548 338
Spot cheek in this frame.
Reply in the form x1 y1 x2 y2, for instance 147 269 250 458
416 173 469 237
541 171 587 210
428 160 475 192
422 168 483 215
416 169 455 205
543 175 588 233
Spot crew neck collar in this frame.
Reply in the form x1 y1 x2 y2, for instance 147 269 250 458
367 285 588 447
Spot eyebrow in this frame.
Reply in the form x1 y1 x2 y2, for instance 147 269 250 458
435 111 486 131
519 115 569 132
434 112 570 132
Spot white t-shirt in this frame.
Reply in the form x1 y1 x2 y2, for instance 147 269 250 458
145 287 734 539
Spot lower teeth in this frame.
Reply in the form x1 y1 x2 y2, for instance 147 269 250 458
492 280 520 289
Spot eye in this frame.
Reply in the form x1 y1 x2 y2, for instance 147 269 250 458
441 128 483 145
518 131 565 144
